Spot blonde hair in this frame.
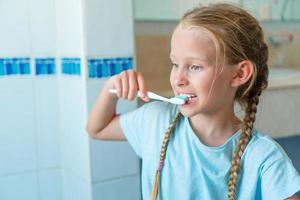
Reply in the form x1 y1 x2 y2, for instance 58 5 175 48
150 3 269 200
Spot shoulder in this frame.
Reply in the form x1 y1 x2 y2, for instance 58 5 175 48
247 129 289 163
247 130 300 199
245 129 295 173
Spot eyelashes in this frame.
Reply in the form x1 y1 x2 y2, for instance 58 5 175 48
189 65 203 71
171 63 203 72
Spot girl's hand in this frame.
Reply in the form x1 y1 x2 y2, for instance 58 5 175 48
104 70 150 102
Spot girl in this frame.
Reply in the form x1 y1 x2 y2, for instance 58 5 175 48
86 3 300 200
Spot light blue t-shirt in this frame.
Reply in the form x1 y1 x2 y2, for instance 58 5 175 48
120 102 300 200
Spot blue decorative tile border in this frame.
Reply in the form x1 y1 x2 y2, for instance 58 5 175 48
61 58 81 75
0 58 30 76
0 56 133 78
35 58 56 75
88 57 133 78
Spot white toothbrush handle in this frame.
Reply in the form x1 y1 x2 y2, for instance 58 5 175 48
144 91 169 102
108 89 170 102
108 89 118 94
109 89 143 97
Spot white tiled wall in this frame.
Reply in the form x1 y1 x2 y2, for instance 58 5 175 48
92 176 140 200
38 169 62 200
29 0 56 56
90 140 138 181
0 0 61 199
58 79 90 180
35 78 60 169
0 79 37 176
85 0 135 56
1 0 138 199
0 172 39 200
55 0 84 56
62 169 92 200
0 0 31 56
84 0 140 199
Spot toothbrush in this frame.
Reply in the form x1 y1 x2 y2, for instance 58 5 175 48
108 89 188 105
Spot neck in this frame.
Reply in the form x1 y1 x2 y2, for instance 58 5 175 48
189 106 242 147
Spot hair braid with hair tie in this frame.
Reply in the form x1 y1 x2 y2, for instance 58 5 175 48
227 91 262 200
149 112 182 200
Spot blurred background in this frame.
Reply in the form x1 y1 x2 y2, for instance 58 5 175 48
0 0 300 199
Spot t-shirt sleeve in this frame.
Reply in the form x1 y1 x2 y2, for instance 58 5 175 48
119 103 148 158
260 155 300 199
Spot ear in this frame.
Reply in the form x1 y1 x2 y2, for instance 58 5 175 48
230 60 254 87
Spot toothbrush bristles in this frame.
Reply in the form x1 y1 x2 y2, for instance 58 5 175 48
175 95 190 104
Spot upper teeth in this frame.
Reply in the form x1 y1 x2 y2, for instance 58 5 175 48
179 93 196 98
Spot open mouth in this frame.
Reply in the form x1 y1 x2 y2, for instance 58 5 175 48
179 93 197 103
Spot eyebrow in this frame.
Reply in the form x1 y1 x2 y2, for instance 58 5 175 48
170 54 211 63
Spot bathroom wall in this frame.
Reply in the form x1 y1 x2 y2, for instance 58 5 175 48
0 0 61 199
55 0 92 199
84 0 140 199
0 0 139 200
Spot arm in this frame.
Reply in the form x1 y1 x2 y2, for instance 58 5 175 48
86 70 149 140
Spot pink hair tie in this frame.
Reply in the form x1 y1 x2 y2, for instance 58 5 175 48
157 160 164 171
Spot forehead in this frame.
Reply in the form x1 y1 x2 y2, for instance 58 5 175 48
170 27 216 62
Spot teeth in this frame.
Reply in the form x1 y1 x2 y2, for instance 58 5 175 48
179 93 196 98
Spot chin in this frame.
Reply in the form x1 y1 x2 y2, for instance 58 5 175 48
178 107 199 118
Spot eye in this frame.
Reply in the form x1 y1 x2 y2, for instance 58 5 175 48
188 64 203 71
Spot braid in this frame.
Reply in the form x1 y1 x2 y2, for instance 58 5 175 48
149 111 182 200
227 91 261 200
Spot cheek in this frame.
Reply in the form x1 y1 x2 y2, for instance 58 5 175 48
169 71 175 86
194 77 213 93
205 76 231 99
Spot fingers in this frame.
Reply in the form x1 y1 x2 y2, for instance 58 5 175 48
137 72 150 102
121 71 129 98
109 70 148 102
128 71 138 100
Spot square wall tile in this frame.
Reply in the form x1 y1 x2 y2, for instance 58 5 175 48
87 80 139 182
0 0 31 55
90 141 138 182
35 78 61 169
0 172 38 200
55 0 83 55
0 79 37 175
38 169 62 200
85 0 134 56
59 79 91 180
29 0 56 55
62 169 92 200
92 175 140 200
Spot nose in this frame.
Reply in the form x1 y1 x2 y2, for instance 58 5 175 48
173 69 189 87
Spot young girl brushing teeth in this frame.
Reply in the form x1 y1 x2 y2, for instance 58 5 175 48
87 3 300 200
